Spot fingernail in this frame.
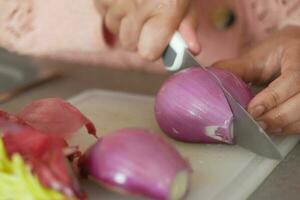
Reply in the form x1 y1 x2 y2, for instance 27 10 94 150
250 105 265 118
269 128 283 134
258 121 267 130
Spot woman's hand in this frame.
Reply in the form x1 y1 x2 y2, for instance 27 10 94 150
94 0 200 60
214 26 300 135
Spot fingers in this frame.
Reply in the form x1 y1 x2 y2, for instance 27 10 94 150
179 2 201 55
95 0 137 46
95 0 190 60
247 42 300 123
212 57 261 83
119 3 154 51
257 92 300 133
281 40 300 71
213 34 287 84
248 71 300 118
213 38 300 135
104 0 135 35
283 121 300 135
138 14 181 60
137 0 189 61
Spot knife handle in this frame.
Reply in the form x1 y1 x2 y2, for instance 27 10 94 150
162 32 188 72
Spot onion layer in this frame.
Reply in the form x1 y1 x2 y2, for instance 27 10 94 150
17 98 96 138
155 67 253 144
80 128 191 200
207 68 253 108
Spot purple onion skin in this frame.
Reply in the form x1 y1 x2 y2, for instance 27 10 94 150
208 68 253 108
155 67 253 144
80 128 191 200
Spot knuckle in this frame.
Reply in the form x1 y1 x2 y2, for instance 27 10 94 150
265 87 281 109
270 111 287 128
121 38 136 51
139 49 158 61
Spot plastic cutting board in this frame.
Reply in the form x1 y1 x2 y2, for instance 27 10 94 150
68 89 299 200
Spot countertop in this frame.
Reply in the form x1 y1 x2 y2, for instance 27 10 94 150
2 59 300 200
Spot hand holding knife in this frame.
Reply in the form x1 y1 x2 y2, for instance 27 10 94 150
162 32 282 160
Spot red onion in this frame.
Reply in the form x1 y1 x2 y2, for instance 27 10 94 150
80 128 191 200
207 68 253 108
155 67 253 144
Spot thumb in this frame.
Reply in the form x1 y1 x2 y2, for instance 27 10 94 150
179 5 201 55
212 57 261 83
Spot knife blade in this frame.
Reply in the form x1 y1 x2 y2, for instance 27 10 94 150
162 32 282 160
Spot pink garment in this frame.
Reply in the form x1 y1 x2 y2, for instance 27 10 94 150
0 0 299 72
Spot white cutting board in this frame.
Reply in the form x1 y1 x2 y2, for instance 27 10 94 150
68 89 299 200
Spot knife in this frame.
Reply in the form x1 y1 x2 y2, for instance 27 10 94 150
162 32 283 160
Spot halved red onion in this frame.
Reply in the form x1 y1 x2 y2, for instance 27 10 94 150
207 68 253 108
80 128 191 200
155 67 253 144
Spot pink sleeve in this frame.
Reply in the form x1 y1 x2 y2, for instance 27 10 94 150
0 0 103 54
0 0 299 71
278 0 300 28
0 0 164 73
194 0 300 66
242 0 300 42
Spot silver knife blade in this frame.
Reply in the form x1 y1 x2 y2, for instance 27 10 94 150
186 50 282 160
163 39 282 160
184 50 282 160
222 89 283 160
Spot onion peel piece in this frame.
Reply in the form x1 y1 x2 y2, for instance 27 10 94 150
17 98 97 138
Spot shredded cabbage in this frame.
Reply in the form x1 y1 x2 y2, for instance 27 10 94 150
0 138 66 200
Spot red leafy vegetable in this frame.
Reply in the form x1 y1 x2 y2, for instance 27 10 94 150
0 98 97 199
3 129 85 199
